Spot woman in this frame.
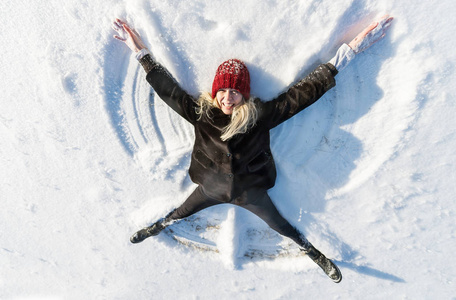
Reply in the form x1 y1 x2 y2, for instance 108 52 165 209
113 15 393 283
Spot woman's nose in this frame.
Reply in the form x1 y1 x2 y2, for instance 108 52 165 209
227 90 236 99
223 91 231 100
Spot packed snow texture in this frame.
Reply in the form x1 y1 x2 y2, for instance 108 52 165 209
2 0 456 299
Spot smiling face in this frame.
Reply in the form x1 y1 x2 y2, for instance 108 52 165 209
216 88 244 115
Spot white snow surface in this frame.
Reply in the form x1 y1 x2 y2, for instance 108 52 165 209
2 0 456 299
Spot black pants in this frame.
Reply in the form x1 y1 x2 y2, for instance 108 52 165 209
167 186 311 249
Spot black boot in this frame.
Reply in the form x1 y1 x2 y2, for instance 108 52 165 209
130 219 166 243
295 233 342 283
130 209 176 244
305 246 342 283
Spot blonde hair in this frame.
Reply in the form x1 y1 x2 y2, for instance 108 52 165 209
196 92 258 141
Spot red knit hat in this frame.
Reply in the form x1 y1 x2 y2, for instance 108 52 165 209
211 59 250 99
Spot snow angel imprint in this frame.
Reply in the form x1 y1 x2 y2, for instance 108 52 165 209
112 15 393 283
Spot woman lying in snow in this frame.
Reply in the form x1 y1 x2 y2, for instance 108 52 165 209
112 15 393 283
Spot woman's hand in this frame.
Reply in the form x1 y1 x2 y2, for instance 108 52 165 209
112 18 148 53
348 15 394 54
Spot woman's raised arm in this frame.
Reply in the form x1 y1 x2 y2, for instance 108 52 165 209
112 19 199 124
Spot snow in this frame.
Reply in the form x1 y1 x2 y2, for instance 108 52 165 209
2 0 456 299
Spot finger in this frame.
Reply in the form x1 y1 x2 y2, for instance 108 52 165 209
123 24 136 37
113 24 126 36
375 17 393 37
378 15 393 27
363 21 379 35
114 19 129 31
113 19 123 28
382 17 394 29
113 35 126 42
112 23 122 32
115 18 126 25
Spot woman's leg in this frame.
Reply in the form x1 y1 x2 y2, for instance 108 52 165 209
167 186 223 220
234 188 342 283
130 186 221 243
233 188 311 249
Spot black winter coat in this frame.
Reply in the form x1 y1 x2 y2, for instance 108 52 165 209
140 55 338 202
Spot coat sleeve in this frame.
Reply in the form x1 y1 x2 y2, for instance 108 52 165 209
258 63 338 129
139 54 198 125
